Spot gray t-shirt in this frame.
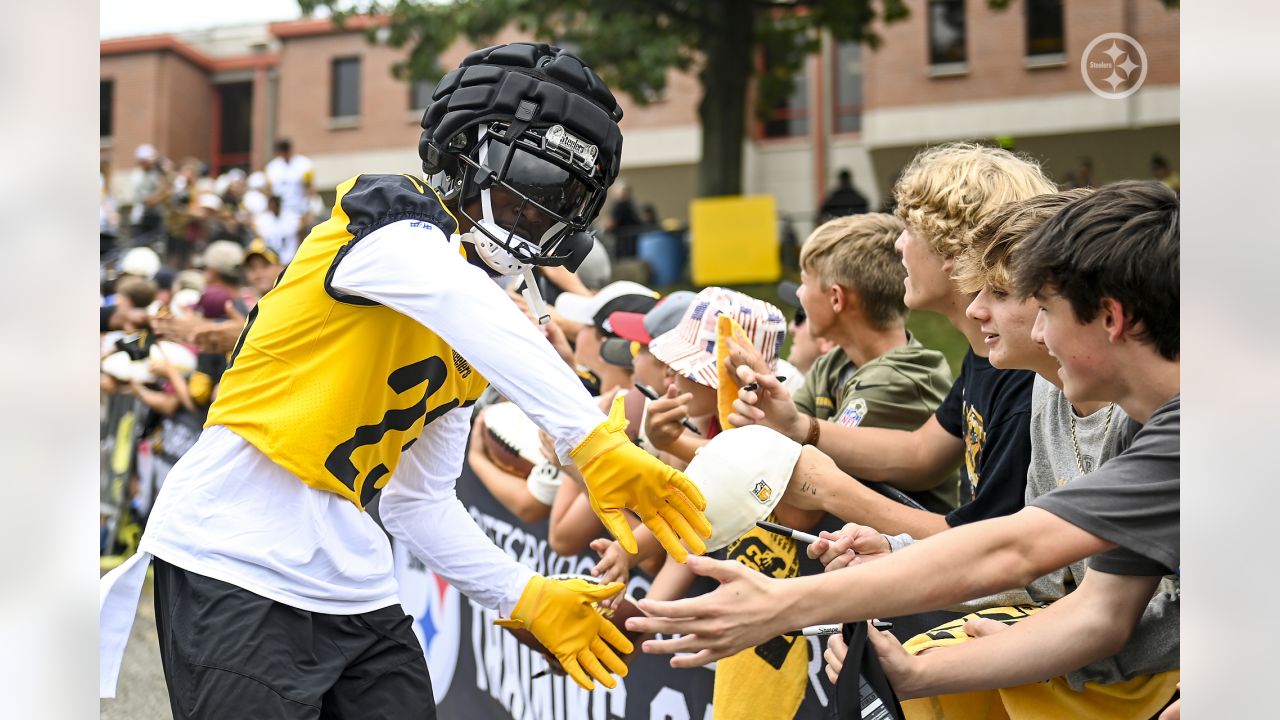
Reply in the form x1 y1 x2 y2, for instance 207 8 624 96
1024 378 1178 689
1033 394 1180 577
946 378 1133 611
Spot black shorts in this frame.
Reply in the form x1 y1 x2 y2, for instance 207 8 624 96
153 558 436 720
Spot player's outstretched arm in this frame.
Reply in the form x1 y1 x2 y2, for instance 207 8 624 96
330 218 711 562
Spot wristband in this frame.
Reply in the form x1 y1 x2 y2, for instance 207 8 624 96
802 415 821 446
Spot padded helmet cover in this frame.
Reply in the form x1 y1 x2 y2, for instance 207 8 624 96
419 42 624 192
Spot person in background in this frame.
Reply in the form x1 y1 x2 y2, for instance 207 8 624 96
264 138 314 219
253 194 303 265
242 239 283 303
1150 154 1180 195
1064 155 1095 189
818 168 869 222
127 144 171 247
242 171 269 216
604 180 643 257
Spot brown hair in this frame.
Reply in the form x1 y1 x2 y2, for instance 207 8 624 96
953 188 1094 294
799 213 907 329
1011 180 1179 360
115 276 157 309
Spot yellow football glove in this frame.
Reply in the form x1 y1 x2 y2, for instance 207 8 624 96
495 575 633 690
570 394 712 562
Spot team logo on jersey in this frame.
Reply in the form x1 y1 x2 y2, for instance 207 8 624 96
836 398 868 427
394 542 461 703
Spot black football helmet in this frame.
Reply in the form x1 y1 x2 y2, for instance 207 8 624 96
419 42 623 275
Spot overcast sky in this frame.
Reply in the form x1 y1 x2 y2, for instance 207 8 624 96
100 0 319 39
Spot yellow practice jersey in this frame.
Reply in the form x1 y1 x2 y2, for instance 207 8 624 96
207 173 490 509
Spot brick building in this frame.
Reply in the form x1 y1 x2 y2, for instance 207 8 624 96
101 0 1178 234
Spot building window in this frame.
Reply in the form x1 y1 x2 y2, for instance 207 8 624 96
410 78 436 111
331 57 361 118
1026 0 1065 58
833 42 863 134
928 0 967 66
100 80 114 138
762 56 809 139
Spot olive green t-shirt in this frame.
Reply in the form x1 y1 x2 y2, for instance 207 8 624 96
793 336 960 513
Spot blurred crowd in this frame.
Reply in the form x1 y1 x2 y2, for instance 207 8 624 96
98 138 322 554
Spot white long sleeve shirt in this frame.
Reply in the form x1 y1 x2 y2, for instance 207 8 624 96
133 219 604 615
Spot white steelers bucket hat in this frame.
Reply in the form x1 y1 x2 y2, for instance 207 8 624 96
684 425 804 552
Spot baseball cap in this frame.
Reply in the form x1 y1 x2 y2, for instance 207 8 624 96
575 238 612 290
648 286 786 389
593 294 659 338
776 280 806 324
120 247 161 279
599 290 697 369
200 240 245 277
684 425 803 552
196 193 224 212
244 238 280 265
554 280 658 326
134 143 158 162
776 280 801 309
608 290 697 345
599 338 645 369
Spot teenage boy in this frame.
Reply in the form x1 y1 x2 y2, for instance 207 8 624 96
629 182 1182 702
775 213 957 513
823 188 1179 718
730 143 1054 537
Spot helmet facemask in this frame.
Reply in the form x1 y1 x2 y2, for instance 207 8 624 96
455 122 604 276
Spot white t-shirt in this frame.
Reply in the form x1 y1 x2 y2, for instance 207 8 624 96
254 210 303 264
265 154 314 217
137 219 605 616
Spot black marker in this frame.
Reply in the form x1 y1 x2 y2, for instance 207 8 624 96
786 620 893 637
741 376 787 393
756 520 820 545
633 383 700 435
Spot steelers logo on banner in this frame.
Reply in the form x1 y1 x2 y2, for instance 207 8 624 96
394 541 461 703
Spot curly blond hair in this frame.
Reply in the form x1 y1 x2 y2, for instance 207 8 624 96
800 213 907 329
953 188 1094 294
893 143 1057 259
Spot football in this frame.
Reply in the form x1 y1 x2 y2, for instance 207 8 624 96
478 401 547 477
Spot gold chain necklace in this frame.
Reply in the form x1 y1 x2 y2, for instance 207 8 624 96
1069 403 1114 475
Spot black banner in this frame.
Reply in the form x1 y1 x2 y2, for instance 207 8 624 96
392 461 841 719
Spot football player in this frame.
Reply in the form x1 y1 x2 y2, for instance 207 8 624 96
100 43 710 718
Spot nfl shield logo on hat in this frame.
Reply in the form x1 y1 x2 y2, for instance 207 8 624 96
752 479 773 504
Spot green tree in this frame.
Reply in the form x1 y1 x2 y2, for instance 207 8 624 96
299 0 1178 197
298 0 909 197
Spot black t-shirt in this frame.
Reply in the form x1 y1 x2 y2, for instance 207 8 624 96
1033 395 1180 576
935 350 1034 527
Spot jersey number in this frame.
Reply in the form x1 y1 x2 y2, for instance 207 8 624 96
324 356 460 506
